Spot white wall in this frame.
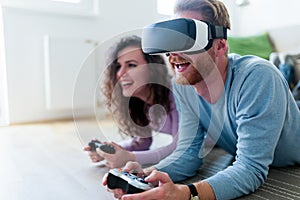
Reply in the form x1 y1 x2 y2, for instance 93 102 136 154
223 0 300 36
0 6 9 125
1 0 300 125
0 0 167 125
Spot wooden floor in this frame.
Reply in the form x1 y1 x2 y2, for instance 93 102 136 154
1 118 299 200
0 118 172 200
0 119 120 200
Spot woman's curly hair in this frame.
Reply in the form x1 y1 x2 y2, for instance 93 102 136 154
101 35 172 138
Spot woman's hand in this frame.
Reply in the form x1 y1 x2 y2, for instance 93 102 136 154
83 140 104 163
97 142 136 168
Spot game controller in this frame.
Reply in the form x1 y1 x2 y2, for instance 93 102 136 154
107 168 154 194
88 140 116 154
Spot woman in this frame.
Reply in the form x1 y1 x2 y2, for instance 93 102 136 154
85 35 178 168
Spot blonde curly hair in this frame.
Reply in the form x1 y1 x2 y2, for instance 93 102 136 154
101 35 172 137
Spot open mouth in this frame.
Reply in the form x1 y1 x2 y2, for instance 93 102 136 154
174 62 190 73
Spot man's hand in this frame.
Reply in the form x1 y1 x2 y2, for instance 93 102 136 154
121 170 190 200
102 161 149 199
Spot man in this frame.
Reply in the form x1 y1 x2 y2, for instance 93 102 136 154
103 0 300 199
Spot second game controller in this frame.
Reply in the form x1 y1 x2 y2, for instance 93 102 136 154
107 168 154 194
88 140 116 154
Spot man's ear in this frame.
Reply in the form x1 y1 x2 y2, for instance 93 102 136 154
213 39 227 56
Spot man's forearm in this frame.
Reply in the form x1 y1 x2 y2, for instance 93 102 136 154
194 181 216 200
179 181 216 200
143 165 216 200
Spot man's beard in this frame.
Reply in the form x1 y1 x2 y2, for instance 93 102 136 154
174 66 203 85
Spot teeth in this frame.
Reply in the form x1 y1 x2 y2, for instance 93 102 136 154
175 64 184 69
175 62 189 69
175 64 180 69
121 81 133 86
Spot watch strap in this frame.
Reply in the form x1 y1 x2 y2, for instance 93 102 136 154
187 183 198 197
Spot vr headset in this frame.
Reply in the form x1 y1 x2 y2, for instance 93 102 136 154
142 18 227 54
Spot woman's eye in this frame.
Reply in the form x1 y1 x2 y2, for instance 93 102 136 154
128 63 137 68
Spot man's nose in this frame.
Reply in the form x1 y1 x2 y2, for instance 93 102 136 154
168 52 183 57
168 52 181 62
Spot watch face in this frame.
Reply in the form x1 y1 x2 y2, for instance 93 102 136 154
191 195 199 200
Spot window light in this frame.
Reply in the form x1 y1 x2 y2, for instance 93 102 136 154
51 0 81 3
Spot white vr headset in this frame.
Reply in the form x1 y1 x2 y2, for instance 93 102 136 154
142 18 227 54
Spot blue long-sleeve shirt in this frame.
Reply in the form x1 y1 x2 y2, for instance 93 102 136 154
154 54 300 200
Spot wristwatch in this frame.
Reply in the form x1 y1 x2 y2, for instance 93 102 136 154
187 183 199 200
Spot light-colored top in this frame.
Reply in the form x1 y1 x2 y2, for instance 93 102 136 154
119 94 179 165
154 54 300 200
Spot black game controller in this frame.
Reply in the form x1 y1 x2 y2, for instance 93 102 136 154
88 140 116 154
107 168 154 194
